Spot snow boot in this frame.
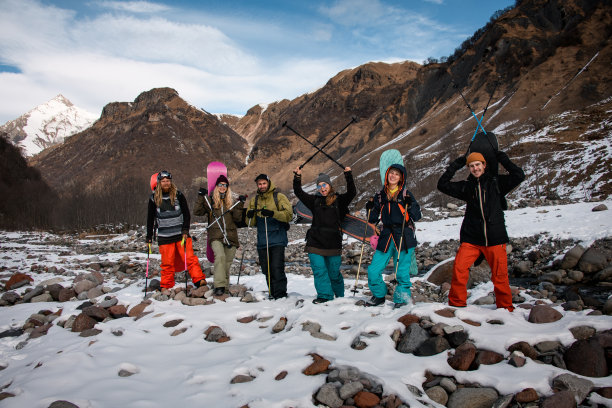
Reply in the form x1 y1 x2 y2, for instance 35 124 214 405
214 287 225 296
312 298 330 304
365 296 385 307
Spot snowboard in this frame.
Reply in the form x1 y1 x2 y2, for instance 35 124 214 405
379 149 403 186
467 131 499 176
206 161 227 263
293 201 377 241
150 173 159 191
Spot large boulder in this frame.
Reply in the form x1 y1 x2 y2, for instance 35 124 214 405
577 248 607 274
564 338 608 377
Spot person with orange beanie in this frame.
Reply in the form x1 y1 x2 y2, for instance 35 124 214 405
437 150 525 311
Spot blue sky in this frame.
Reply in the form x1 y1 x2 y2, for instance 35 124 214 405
0 0 514 123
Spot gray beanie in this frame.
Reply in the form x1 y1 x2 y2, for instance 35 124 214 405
316 173 332 186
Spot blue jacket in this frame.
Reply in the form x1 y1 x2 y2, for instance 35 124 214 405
368 164 422 252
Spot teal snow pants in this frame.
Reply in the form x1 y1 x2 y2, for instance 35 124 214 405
308 253 344 300
367 246 415 303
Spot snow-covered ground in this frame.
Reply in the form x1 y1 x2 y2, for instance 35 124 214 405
0 200 611 408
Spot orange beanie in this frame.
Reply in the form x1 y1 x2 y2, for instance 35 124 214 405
466 152 486 166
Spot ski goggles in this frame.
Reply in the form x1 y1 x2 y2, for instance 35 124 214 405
158 171 172 180
217 183 228 188
317 183 328 189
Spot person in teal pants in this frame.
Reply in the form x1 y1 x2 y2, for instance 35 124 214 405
293 166 356 303
365 164 421 307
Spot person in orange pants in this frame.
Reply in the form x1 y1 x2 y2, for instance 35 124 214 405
437 150 525 311
147 170 206 289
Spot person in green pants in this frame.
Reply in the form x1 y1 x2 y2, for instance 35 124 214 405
293 166 356 304
365 164 421 307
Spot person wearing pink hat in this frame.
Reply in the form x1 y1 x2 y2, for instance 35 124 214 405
437 150 525 311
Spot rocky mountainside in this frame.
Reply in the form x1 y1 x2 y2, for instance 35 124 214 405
229 0 612 204
31 88 249 195
0 95 97 157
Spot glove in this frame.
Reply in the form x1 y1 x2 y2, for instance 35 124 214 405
246 209 255 218
365 200 375 210
238 195 247 202
451 155 467 169
198 188 208 196
495 150 509 163
260 209 274 217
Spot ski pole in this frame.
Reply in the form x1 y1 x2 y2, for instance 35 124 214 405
144 243 151 299
264 211 272 298
391 209 407 286
237 216 253 286
450 78 487 136
182 236 188 291
202 195 233 245
282 122 345 170
352 208 371 296
300 117 356 169
470 80 499 140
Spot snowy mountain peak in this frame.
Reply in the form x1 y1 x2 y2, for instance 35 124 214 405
0 95 98 157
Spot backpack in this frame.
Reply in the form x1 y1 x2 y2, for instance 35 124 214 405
254 191 291 230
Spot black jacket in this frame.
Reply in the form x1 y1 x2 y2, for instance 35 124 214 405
146 190 190 245
368 164 422 253
293 171 356 256
437 151 525 246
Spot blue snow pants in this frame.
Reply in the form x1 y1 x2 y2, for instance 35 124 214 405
308 253 344 300
367 247 415 303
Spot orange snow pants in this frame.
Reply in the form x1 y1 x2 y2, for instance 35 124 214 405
449 242 514 311
158 237 205 288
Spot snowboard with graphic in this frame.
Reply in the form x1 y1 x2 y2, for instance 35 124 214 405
206 162 227 263
293 201 377 241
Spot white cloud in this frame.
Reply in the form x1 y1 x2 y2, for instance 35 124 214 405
424 0 444 4
94 1 171 14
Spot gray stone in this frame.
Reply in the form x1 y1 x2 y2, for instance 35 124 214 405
302 321 321 335
514 260 532 274
567 270 584 281
396 323 430 354
30 293 53 303
560 245 585 270
540 390 577 408
604 298 612 315
48 401 80 408
1 291 21 304
577 248 607 274
440 377 457 393
98 297 118 308
73 280 96 294
491 394 513 408
569 326 596 340
339 381 364 400
591 203 608 211
535 340 561 353
338 366 361 383
551 373 594 403
447 387 499 408
528 305 563 323
22 286 44 302
474 295 495 305
87 287 104 300
315 383 343 408
595 266 612 282
272 317 287 333
415 336 451 356
540 271 563 284
425 386 448 405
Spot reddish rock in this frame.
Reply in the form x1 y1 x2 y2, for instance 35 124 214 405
163 319 183 327
461 319 481 327
435 308 456 318
58 288 76 302
564 338 608 377
528 305 563 323
5 273 33 290
515 388 539 403
353 391 380 408
595 387 612 398
275 370 288 380
397 314 420 327
108 305 128 318
83 306 110 321
541 390 576 408
475 350 504 365
71 313 97 332
303 353 331 375
427 261 454 285
508 353 526 367
90 271 104 285
171 328 187 336
448 342 477 371
230 375 255 384
128 301 151 317
508 341 538 360
237 316 255 324
28 323 52 339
